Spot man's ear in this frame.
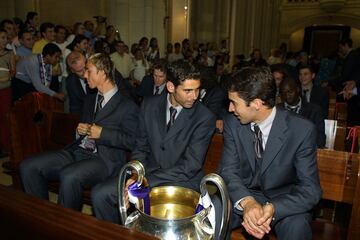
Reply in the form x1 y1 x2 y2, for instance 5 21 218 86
166 81 175 93
252 98 264 111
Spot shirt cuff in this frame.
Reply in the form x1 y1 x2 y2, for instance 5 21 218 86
234 196 252 211
352 87 358 95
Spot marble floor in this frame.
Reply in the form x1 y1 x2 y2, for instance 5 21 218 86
0 157 92 215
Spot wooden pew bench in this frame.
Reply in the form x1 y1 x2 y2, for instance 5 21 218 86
0 185 157 240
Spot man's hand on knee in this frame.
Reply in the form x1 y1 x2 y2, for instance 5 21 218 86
257 202 274 233
240 197 267 237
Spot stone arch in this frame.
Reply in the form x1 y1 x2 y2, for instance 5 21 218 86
286 13 360 36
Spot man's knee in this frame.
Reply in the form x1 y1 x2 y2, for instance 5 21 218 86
91 181 117 207
274 213 312 240
20 157 40 179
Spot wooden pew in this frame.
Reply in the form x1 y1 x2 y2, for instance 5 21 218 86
0 185 157 240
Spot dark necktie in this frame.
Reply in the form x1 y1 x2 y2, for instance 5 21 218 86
154 86 160 95
254 125 264 159
302 89 309 102
95 94 104 115
167 107 177 131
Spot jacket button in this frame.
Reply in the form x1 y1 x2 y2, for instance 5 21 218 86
161 147 165 151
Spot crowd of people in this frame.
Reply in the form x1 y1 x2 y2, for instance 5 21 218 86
1 11 359 239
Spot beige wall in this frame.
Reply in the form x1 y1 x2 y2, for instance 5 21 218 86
289 29 305 52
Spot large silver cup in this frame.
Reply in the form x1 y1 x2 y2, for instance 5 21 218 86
118 160 231 240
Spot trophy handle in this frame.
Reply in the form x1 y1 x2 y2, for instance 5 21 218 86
200 173 231 240
118 160 145 225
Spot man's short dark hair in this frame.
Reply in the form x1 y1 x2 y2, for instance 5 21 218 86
152 59 167 73
26 12 38 22
339 38 353 48
42 43 61 56
55 25 67 33
228 67 276 108
40 22 55 34
166 60 200 87
298 64 315 74
0 19 14 29
18 28 32 39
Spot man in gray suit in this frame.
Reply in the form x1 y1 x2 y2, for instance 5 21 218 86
20 53 139 211
219 67 322 239
91 60 216 223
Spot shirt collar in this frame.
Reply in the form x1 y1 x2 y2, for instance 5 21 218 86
99 85 118 106
251 107 276 141
166 93 183 116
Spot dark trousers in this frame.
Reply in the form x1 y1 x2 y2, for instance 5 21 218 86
12 77 35 102
20 148 109 211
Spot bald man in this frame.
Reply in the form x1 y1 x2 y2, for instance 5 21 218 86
65 51 92 115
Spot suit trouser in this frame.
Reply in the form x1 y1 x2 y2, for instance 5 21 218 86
223 207 312 240
20 148 109 211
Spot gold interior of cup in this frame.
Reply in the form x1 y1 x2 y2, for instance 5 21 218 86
145 186 200 220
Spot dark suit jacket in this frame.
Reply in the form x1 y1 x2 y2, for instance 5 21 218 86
66 73 88 116
219 107 322 224
131 93 216 191
201 86 228 120
136 75 155 98
277 103 326 148
67 90 139 177
307 85 329 119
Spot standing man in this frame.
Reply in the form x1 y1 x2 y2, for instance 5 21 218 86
338 38 360 126
299 65 329 119
20 53 139 211
91 60 216 223
219 67 321 239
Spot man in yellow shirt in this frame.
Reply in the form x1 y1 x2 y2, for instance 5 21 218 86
32 22 55 54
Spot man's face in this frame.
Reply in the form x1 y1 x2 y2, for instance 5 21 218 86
280 83 300 106
20 32 35 49
0 32 8 49
4 23 15 40
168 79 200 108
77 39 89 52
299 68 314 87
70 55 86 78
115 42 126 55
84 62 104 89
228 91 257 124
338 44 348 57
30 16 39 27
153 69 166 86
46 52 61 65
55 28 66 43
273 71 284 88
43 27 55 41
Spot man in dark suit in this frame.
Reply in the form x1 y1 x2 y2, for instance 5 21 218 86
20 53 139 211
136 59 167 99
65 52 91 116
299 65 329 119
91 60 216 223
278 77 326 148
219 67 322 239
338 38 360 126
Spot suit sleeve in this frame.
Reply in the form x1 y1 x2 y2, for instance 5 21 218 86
147 113 216 185
97 101 139 151
219 116 253 204
131 102 152 166
66 75 82 115
271 125 322 223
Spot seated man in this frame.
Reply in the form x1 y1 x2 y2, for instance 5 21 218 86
13 43 64 102
91 60 216 223
219 67 322 239
278 77 326 148
20 53 139 211
65 51 93 116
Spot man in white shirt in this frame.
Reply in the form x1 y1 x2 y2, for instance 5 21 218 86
110 40 134 79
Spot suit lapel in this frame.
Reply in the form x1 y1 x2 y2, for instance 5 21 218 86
261 109 288 174
156 94 167 137
238 124 256 172
164 102 196 141
94 91 121 122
